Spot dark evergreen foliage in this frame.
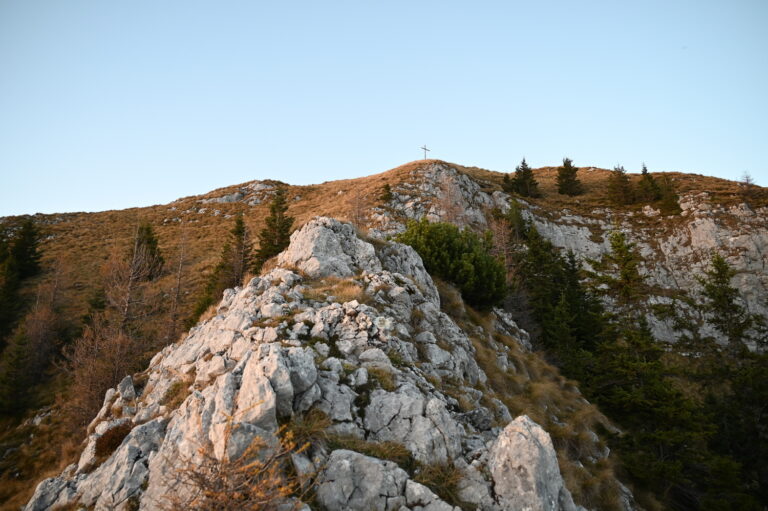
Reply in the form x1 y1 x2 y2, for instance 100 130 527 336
697 253 758 350
131 223 164 281
253 189 294 272
589 231 646 310
397 218 507 309
379 183 394 203
507 224 766 509
0 220 41 348
503 158 541 198
607 166 635 206
556 158 583 196
189 214 253 326
657 176 682 215
636 164 661 202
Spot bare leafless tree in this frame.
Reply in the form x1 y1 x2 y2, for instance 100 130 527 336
102 226 165 331
162 419 311 511
60 314 138 429
740 171 757 204
165 228 187 344
347 190 367 229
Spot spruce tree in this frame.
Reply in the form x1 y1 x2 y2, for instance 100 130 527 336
556 158 583 196
0 329 31 414
607 165 635 206
636 164 661 202
0 220 41 349
379 183 393 203
253 189 294 272
10 219 41 279
698 253 754 350
189 214 253 324
657 176 681 215
508 158 541 198
591 231 645 311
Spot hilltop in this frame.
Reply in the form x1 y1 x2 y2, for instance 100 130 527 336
1 160 767 510
2 159 763 326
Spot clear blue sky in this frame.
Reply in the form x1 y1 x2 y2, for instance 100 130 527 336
1 0 766 216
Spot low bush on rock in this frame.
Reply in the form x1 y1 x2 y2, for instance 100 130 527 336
397 219 506 309
93 422 133 459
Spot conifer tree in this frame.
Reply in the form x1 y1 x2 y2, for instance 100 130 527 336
253 189 294 272
379 183 393 203
506 158 541 198
189 214 253 325
636 164 661 202
607 165 634 206
556 158 583 196
10 219 41 279
131 223 164 281
0 329 31 413
0 220 41 349
657 176 681 215
591 231 645 312
697 253 755 350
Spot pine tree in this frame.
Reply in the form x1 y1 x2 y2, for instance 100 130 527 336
507 158 541 198
607 166 635 206
636 164 661 202
397 219 507 309
224 214 252 287
253 189 294 272
556 158 583 196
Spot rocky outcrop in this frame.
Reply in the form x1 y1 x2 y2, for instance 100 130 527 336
26 217 618 511
487 416 578 511
369 162 768 345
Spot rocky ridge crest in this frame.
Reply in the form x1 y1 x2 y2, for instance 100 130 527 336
25 217 619 511
367 162 768 344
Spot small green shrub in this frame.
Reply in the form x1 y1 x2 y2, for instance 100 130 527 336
397 219 506 309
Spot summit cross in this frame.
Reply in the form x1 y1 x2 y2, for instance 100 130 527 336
421 145 430 159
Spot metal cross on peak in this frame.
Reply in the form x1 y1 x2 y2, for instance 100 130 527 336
420 145 430 160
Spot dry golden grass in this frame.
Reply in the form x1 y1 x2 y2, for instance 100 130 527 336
325 434 415 473
0 415 81 511
366 367 397 392
302 276 367 304
161 380 192 411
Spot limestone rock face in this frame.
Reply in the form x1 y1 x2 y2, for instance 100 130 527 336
277 216 382 277
488 416 578 511
25 217 626 511
368 162 768 346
